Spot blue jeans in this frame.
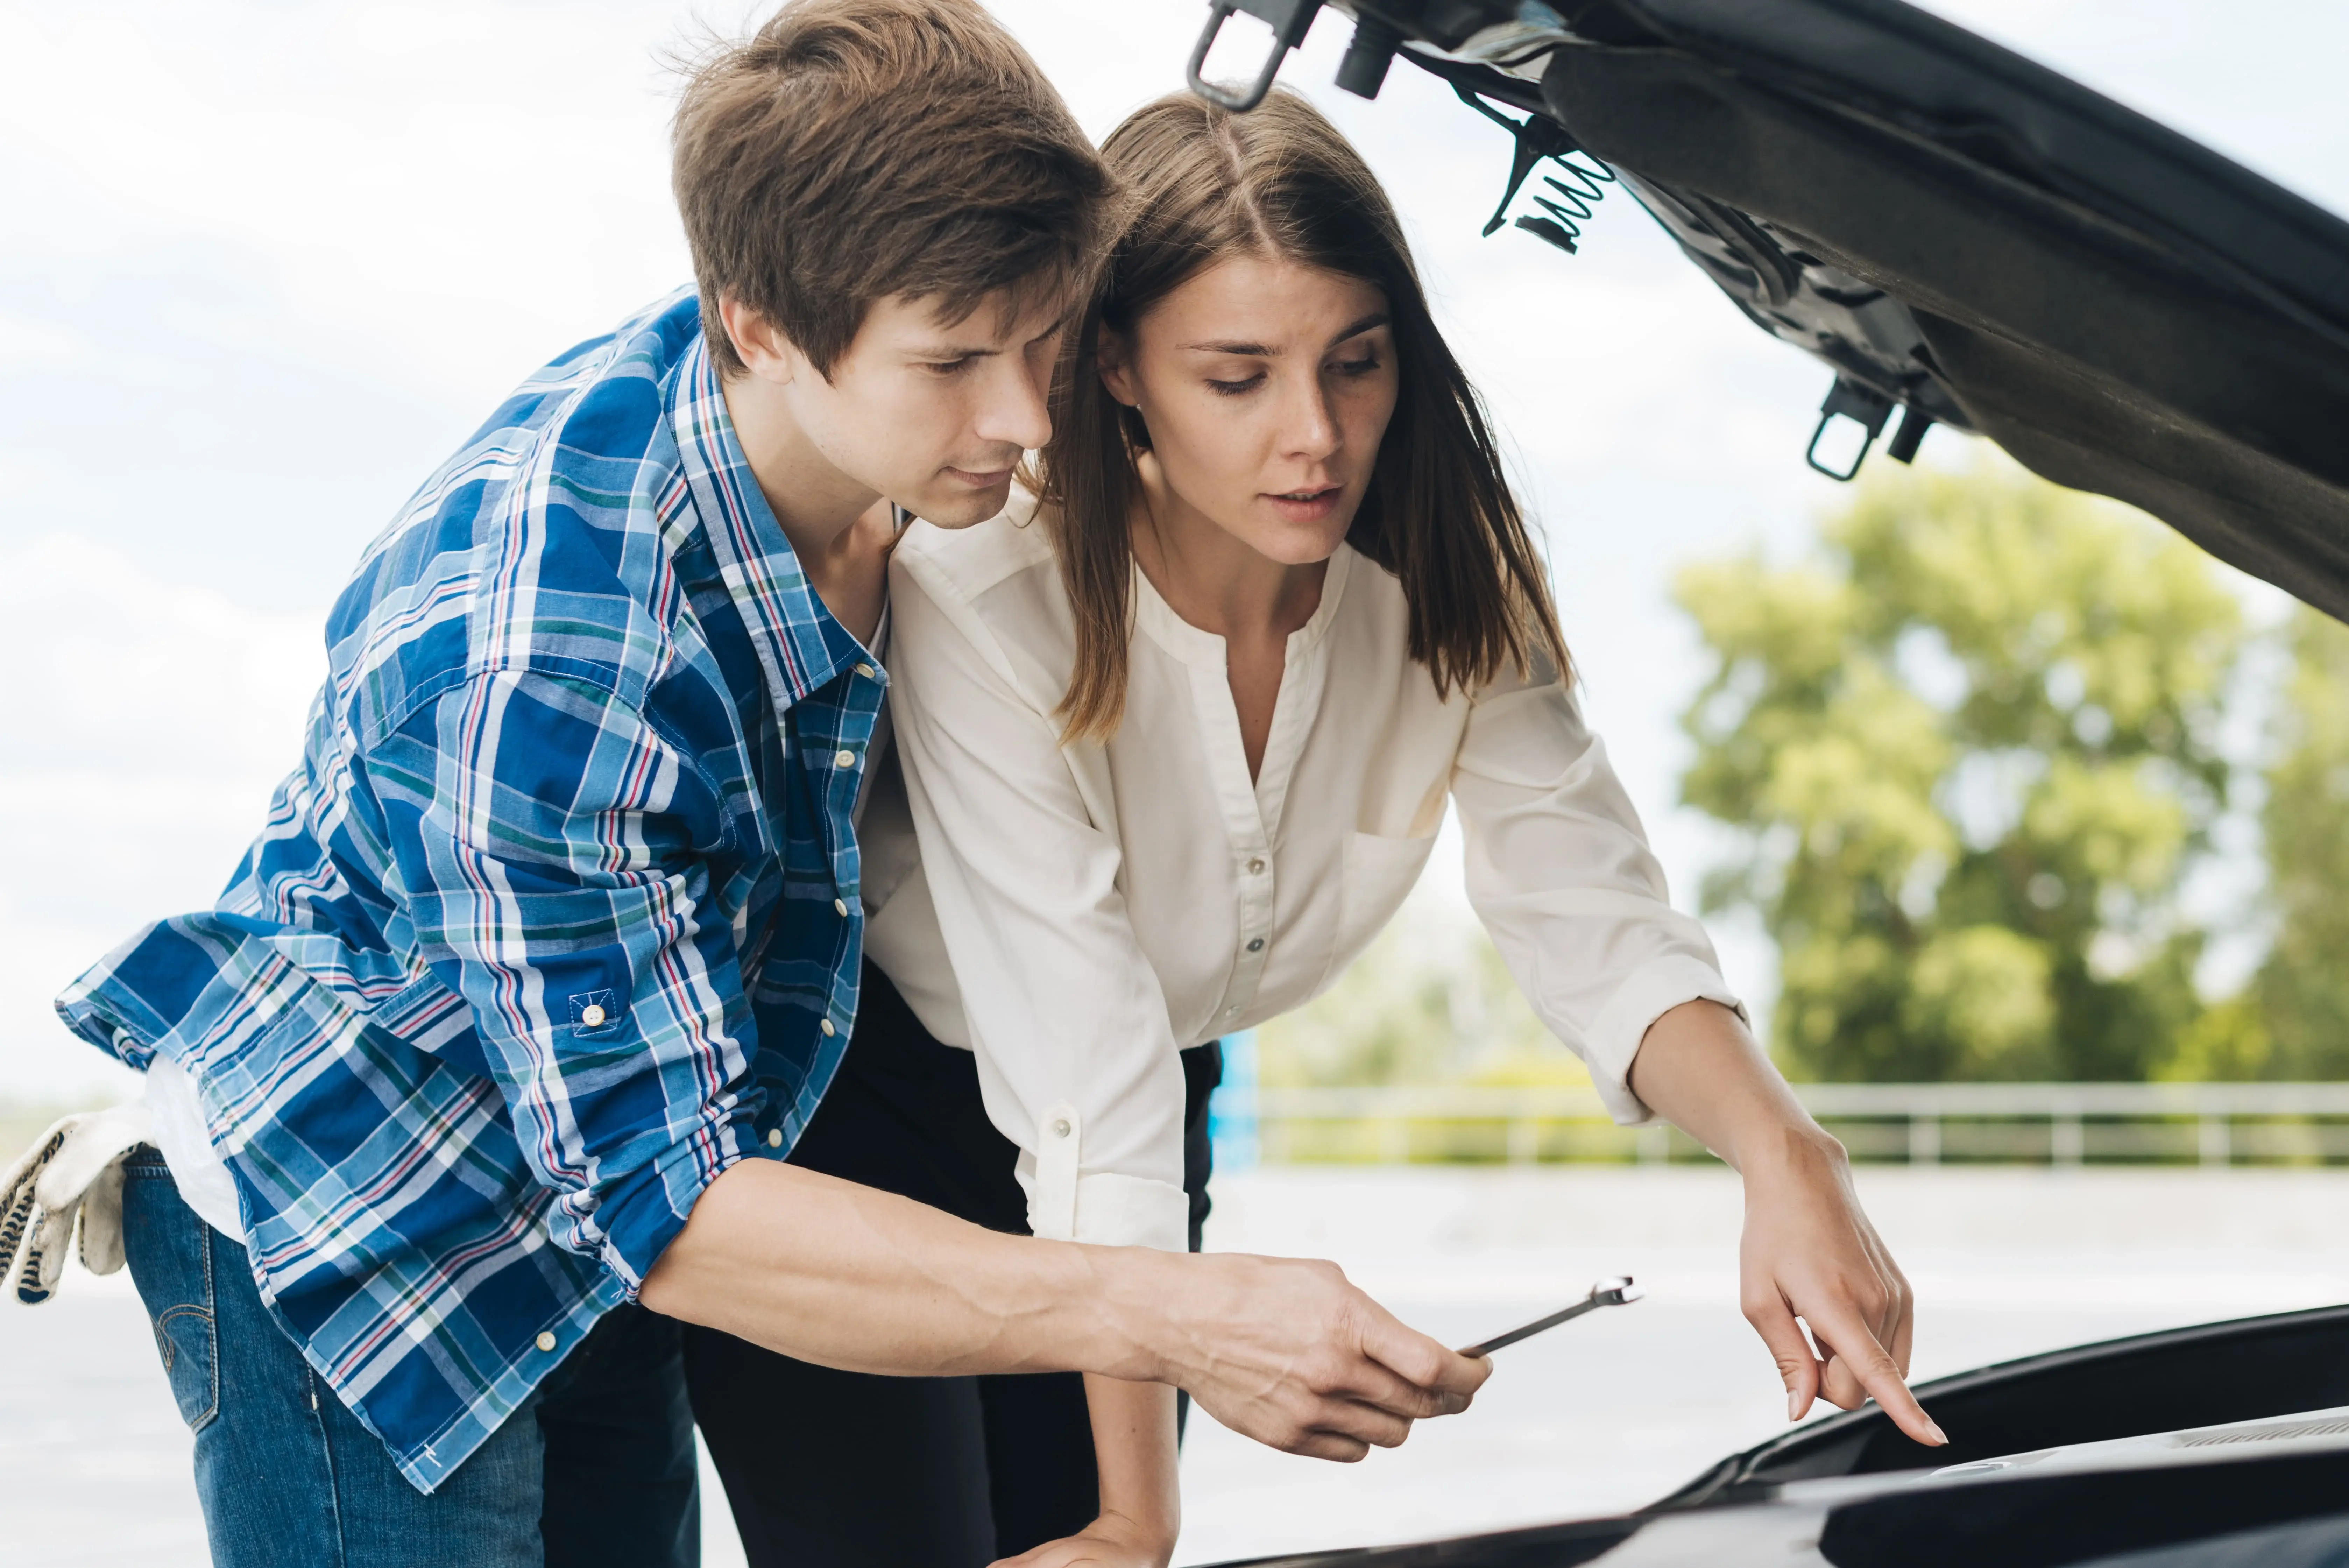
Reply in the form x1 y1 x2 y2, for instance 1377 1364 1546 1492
120 1151 699 1568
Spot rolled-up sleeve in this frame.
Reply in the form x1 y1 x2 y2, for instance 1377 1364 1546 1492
383 668 763 1293
885 560 1190 1253
1453 677 1744 1124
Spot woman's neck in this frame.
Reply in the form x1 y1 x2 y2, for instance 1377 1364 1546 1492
1128 454 1327 647
1130 454 1329 784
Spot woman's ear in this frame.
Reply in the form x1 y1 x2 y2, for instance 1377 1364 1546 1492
1096 326 1141 408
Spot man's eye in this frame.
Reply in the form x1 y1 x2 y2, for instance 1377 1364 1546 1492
926 358 976 376
1207 374 1265 397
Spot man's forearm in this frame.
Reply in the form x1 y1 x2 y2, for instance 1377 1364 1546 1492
642 1152 1496 1462
639 1159 1161 1379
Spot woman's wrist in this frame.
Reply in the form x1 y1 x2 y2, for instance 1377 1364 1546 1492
1095 1502 1181 1561
1730 1116 1851 1187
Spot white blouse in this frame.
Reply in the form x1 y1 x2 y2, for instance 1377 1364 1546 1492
861 499 1742 1255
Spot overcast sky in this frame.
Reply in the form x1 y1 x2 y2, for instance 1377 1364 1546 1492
2 0 2342 1100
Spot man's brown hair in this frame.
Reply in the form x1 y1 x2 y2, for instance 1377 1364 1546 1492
674 0 1111 378
1039 90 1570 740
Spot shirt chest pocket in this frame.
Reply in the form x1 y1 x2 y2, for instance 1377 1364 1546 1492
1318 830 1439 992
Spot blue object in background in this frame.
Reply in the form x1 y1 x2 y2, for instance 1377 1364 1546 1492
1210 1029 1259 1172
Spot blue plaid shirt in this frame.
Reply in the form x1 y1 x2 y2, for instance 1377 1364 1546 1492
58 291 882 1492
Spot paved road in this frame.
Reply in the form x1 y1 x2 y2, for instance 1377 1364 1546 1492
8 1165 2346 1566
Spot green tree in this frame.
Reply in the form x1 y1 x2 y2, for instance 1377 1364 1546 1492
1677 459 2247 1081
2196 607 2349 1078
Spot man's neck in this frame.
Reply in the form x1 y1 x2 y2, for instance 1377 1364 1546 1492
720 371 877 562
719 370 893 647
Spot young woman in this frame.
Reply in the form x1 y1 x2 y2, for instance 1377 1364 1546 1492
860 89 1944 1566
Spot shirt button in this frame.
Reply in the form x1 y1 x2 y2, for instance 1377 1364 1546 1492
820 1018 836 1037
834 749 857 769
767 1128 784 1149
579 1004 606 1028
1246 937 1265 953
854 663 875 679
1247 858 1266 874
1051 1118 1072 1139
833 897 848 917
535 1331 557 1354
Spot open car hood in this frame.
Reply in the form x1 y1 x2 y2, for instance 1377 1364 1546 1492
1181 0 2349 621
1204 1303 2349 1566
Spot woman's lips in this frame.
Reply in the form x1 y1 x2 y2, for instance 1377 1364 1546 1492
1264 486 1343 523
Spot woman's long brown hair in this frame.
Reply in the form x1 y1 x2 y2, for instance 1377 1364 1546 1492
1038 89 1570 741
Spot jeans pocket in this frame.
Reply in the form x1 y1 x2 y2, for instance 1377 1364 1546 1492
121 1159 220 1432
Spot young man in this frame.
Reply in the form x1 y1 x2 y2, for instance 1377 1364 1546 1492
21 2 1488 1563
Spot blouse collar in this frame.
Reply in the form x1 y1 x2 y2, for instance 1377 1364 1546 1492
1130 541 1357 671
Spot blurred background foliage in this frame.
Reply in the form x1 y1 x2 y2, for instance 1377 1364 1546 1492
1680 458 2349 1083
2225 603 2349 1079
1258 920 1593 1089
1268 458 2349 1088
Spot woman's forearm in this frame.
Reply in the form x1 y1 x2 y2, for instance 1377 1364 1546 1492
1625 998 1837 1172
1084 1374 1181 1560
1626 999 1942 1444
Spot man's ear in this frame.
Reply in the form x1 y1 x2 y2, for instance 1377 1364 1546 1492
718 296 807 385
1095 325 1141 408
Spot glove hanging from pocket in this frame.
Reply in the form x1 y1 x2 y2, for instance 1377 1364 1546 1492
1 1101 153 1304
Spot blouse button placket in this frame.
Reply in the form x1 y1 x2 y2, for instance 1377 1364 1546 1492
1217 845 1276 1026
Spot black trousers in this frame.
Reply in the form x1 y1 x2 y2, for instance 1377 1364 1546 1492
684 963 1219 1568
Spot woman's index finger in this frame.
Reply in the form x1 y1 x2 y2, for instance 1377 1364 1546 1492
1810 1302 1947 1446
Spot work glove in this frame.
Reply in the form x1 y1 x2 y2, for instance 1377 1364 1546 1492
1 1102 153 1304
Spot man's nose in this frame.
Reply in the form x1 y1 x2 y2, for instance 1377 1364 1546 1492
973 355 1053 454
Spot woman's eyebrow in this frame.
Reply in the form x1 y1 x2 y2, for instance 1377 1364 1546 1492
1175 313 1392 357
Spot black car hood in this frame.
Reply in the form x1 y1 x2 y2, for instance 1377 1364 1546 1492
1192 0 2349 620
1201 1304 2349 1566
1208 1417 2349 1567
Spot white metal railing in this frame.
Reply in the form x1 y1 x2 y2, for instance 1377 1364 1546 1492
1208 1083 2349 1167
